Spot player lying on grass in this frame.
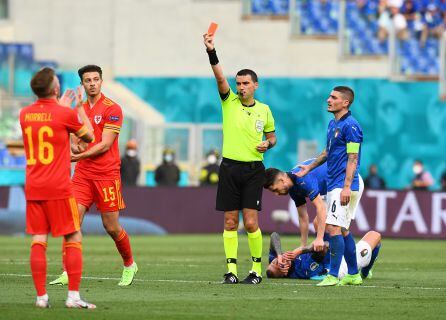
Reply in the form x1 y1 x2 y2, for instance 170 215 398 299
266 230 381 281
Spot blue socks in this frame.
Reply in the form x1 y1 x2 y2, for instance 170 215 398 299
322 233 331 270
328 235 344 277
361 243 381 278
344 233 358 275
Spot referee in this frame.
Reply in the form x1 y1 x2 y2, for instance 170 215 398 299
203 32 277 284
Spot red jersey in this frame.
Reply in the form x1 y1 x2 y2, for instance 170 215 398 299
74 93 123 180
20 98 87 200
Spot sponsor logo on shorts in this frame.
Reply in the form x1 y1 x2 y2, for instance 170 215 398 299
332 214 338 220
360 249 368 257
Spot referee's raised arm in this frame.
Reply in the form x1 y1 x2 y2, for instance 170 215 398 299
203 33 229 95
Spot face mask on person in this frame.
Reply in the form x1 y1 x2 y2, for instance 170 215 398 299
164 154 173 162
207 154 217 164
413 164 423 175
126 149 137 157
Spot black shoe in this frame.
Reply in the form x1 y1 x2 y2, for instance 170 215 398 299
240 271 262 284
222 272 239 284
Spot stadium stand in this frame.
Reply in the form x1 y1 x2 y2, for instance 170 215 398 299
248 0 443 75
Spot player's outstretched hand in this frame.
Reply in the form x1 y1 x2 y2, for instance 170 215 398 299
340 187 351 206
59 89 75 107
294 164 310 177
74 86 85 108
312 238 325 252
203 33 215 51
256 140 270 153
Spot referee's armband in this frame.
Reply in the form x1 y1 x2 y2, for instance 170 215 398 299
346 142 360 153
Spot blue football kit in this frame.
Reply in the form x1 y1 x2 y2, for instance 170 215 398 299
288 159 328 207
269 249 328 279
326 111 363 191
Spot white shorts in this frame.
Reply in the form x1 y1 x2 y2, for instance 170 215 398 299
338 240 372 279
326 175 364 229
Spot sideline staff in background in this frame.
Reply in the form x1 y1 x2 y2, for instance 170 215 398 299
199 149 220 186
203 32 277 285
155 147 180 186
121 139 140 186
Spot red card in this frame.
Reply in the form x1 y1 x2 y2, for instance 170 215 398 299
207 22 218 36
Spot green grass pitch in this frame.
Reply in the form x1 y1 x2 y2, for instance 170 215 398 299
0 234 445 319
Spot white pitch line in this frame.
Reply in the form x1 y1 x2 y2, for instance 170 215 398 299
0 273 445 291
145 264 201 267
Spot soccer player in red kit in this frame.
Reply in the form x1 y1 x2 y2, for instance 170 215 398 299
20 67 95 308
50 65 137 286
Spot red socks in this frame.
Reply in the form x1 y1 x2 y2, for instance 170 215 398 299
30 241 47 296
65 242 83 291
62 237 67 272
114 229 134 267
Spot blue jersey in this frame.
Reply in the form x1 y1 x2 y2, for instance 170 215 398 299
288 159 328 207
326 111 363 192
269 250 326 279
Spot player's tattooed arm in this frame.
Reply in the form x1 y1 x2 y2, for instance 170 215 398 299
295 149 327 177
270 232 283 256
341 152 358 205
312 149 328 168
344 152 358 189
270 232 288 271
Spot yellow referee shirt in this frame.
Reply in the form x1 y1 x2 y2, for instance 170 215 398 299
221 89 275 162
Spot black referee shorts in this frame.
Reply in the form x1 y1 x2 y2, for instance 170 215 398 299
216 157 265 212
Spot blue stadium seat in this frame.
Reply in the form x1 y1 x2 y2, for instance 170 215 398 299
12 155 26 167
270 0 289 15
248 0 440 75
0 146 8 166
252 0 271 14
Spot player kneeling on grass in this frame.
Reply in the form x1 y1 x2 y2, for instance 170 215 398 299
266 231 381 281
